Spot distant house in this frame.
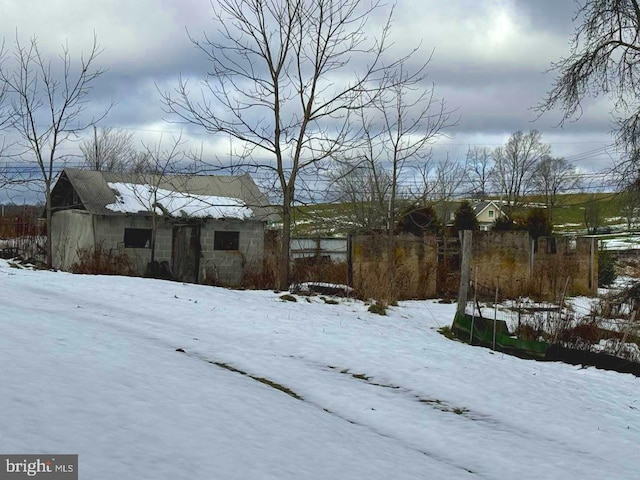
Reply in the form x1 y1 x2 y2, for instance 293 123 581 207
49 169 276 285
435 200 507 231
472 201 506 231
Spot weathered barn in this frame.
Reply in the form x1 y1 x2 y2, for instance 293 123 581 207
50 169 276 285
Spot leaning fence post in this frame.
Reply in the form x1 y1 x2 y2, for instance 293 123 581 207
456 229 473 321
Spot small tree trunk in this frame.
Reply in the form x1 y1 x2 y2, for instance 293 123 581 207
45 181 53 268
279 204 291 291
150 212 157 264
278 186 293 291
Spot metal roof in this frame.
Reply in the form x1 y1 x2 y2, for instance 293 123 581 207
51 168 278 221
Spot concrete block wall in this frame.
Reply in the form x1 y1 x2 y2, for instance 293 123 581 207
470 231 532 298
468 232 596 299
98 216 265 284
200 219 264 285
93 215 160 274
152 226 173 263
350 231 596 301
532 236 596 297
351 234 439 300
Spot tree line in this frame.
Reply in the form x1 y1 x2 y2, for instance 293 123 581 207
328 128 583 232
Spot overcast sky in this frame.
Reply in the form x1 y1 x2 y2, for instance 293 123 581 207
0 0 620 202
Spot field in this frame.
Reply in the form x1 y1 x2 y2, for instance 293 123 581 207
289 192 628 237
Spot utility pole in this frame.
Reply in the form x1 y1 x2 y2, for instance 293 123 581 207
94 125 99 170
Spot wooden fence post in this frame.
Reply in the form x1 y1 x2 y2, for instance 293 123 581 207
456 229 473 320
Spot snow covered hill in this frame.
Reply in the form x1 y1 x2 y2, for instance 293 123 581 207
0 260 638 479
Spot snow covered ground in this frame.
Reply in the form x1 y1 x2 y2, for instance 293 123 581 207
601 235 640 251
0 260 638 479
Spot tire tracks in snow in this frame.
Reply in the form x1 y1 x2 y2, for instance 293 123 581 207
177 348 480 478
4 286 480 476
1 277 603 478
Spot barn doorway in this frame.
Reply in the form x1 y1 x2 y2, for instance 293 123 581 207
172 224 201 283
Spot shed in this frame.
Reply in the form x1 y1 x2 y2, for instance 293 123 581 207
49 168 277 285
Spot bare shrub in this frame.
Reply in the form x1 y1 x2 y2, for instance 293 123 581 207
70 244 136 276
556 321 602 350
242 253 349 292
356 262 393 303
368 302 387 315
242 251 279 290
355 259 428 304
291 257 348 286
514 323 539 342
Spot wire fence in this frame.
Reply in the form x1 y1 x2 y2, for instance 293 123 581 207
0 216 47 261
462 280 640 363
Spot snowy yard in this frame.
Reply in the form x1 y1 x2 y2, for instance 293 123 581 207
0 260 638 479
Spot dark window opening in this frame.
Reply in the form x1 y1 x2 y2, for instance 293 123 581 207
214 231 240 251
124 228 152 248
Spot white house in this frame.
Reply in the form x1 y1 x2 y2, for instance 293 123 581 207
472 201 506 231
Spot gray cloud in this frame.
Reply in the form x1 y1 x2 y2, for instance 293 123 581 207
511 0 577 34
0 0 620 205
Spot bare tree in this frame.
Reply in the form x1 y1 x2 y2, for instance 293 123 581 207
329 65 454 233
129 134 186 265
406 154 466 228
429 155 466 204
161 0 429 289
584 194 602 234
0 160 34 195
323 105 391 232
0 34 108 266
618 186 640 231
466 146 492 200
532 156 581 224
327 159 392 232
0 162 11 191
127 151 155 174
81 126 137 172
0 41 11 190
537 0 640 182
491 130 550 207
374 67 455 232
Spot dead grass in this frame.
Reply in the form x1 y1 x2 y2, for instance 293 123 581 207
368 301 387 315
241 252 279 290
70 244 136 276
291 257 348 286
